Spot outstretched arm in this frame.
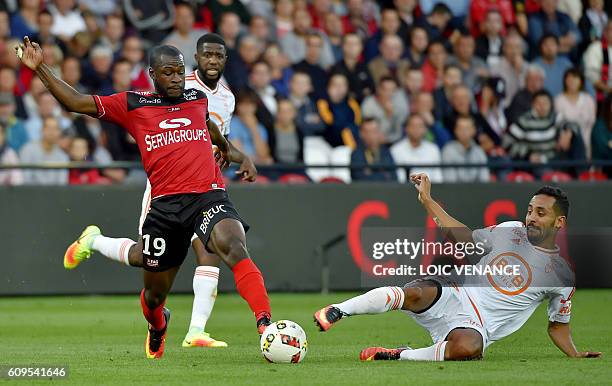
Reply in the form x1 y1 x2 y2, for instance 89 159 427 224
548 321 601 358
16 36 98 115
410 173 473 243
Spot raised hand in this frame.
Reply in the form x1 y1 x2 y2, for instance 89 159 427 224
410 172 432 204
15 36 43 71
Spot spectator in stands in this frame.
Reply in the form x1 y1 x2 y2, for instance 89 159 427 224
208 0 251 26
123 0 174 44
583 20 612 101
82 10 102 43
0 66 27 118
67 136 103 185
578 0 608 55
478 76 508 140
280 8 335 68
19 116 68 185
444 85 496 144
343 0 378 39
433 64 462 121
60 56 86 93
420 0 468 19
361 75 409 144
0 121 23 185
448 33 488 91
225 35 263 91
247 61 277 137
469 0 516 37
505 64 546 124
79 0 118 17
293 32 329 99
273 99 303 164
10 0 40 39
394 0 418 35
229 90 273 165
41 42 63 76
217 12 241 50
49 0 86 42
391 114 443 183
490 33 528 107
368 34 410 87
364 8 402 62
591 94 612 177
402 66 424 111
442 115 490 182
264 43 292 98
272 0 294 40
100 58 133 96
475 10 505 67
533 34 573 96
421 40 447 92
318 73 361 148
81 45 113 93
555 68 596 159
329 33 375 103
0 92 27 152
98 14 124 57
527 0 581 56
413 90 451 148
308 0 332 31
67 31 92 60
288 71 324 137
120 35 151 91
250 15 273 46
404 25 428 68
323 13 344 63
32 9 66 54
24 91 72 141
415 2 453 43
350 118 397 182
162 3 203 72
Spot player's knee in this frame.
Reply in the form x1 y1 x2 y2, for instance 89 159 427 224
225 237 249 265
447 337 483 360
143 289 166 309
401 287 423 309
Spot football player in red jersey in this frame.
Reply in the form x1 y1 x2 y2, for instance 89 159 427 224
17 37 271 359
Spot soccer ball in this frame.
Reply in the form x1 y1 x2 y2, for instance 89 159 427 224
260 320 308 363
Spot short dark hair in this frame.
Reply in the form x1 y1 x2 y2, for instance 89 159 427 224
431 3 452 16
148 45 183 67
534 185 570 218
379 75 397 86
196 33 226 54
562 67 584 92
361 117 379 129
538 33 559 50
532 89 552 104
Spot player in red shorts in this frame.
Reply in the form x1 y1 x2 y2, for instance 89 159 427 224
16 37 271 359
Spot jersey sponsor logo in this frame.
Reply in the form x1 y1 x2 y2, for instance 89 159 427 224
184 89 199 101
139 97 161 104
199 204 227 235
145 127 208 151
159 118 192 129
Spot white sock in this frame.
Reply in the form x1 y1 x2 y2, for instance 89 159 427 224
400 341 447 361
188 266 220 333
92 235 135 266
334 287 405 315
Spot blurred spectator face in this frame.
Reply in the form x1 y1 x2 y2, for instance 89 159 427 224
21 0 40 10
83 12 100 35
289 72 312 98
410 27 428 53
105 15 125 43
0 11 9 38
324 13 343 38
564 72 582 93
249 62 272 90
427 42 447 70
293 9 312 33
443 66 462 90
454 35 475 62
61 57 81 87
90 46 113 75
503 34 524 60
122 36 144 65
454 117 476 144
305 34 323 64
175 4 195 34
113 61 133 91
377 78 397 100
42 43 62 67
588 0 604 11
55 0 76 14
405 115 426 143
41 117 61 145
275 0 294 18
451 86 471 114
276 99 296 126
540 0 557 15
327 74 349 103
394 0 416 14
380 9 401 35
37 92 59 118
483 11 503 36
219 12 241 41
342 34 363 61
380 35 403 62
0 67 15 92
540 36 558 60
0 97 15 121
239 37 262 65
346 0 364 16
264 44 289 70
525 68 545 93
404 69 423 94
313 0 331 14
532 94 552 118
70 32 93 58
236 96 257 116
360 120 383 149
250 16 270 42
414 91 434 113
38 12 54 36
69 137 90 161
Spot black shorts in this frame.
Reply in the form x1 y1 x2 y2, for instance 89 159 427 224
141 190 249 271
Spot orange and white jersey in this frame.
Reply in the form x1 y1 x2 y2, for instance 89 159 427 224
466 221 575 343
185 70 235 135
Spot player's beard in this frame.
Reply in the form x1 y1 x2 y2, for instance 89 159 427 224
199 66 223 87
526 223 554 246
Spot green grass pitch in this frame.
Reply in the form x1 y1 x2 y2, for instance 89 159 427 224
1 290 610 385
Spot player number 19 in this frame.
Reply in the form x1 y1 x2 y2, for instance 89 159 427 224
142 235 166 256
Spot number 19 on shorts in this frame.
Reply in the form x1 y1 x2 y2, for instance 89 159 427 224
142 234 166 256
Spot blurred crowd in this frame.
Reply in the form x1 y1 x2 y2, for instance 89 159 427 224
0 0 611 185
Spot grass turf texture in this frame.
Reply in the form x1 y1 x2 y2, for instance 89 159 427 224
1 290 610 385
